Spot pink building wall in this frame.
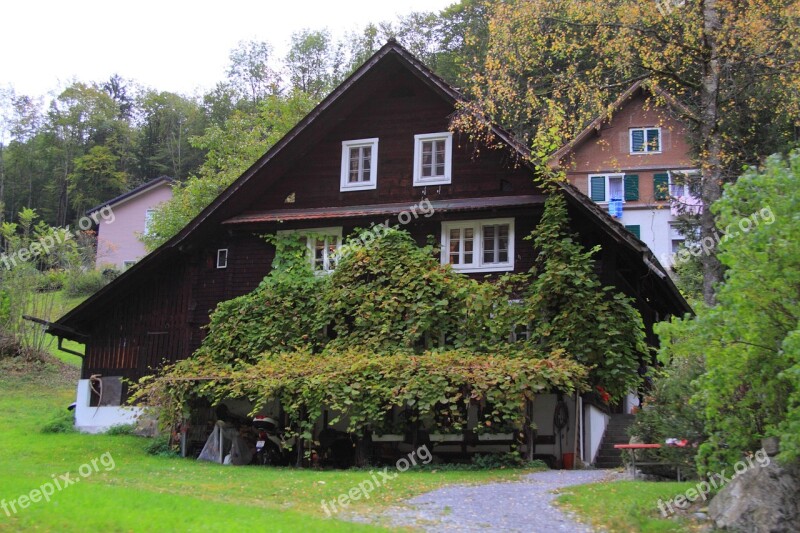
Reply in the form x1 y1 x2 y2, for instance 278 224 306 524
95 182 173 270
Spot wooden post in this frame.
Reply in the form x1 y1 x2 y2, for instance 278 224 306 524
524 398 536 462
410 407 419 450
295 406 307 468
572 393 580 465
218 425 224 464
355 429 372 467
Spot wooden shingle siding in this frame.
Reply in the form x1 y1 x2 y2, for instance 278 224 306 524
55 44 688 401
247 73 541 214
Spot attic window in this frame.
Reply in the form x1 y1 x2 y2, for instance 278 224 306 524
630 127 661 154
340 138 378 191
413 132 452 186
216 249 228 269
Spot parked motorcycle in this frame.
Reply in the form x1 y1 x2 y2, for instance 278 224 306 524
252 416 292 466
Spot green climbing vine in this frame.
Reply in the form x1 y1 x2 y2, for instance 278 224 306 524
130 193 647 443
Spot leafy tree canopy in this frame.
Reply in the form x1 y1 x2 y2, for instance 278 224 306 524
656 150 800 472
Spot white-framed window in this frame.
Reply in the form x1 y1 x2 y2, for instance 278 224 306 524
278 227 343 273
507 299 531 342
413 132 453 186
441 218 514 273
668 169 700 197
630 127 661 154
216 249 228 269
669 223 686 254
144 209 156 235
340 138 378 191
588 174 625 203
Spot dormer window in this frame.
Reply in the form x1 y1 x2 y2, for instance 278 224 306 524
630 127 661 154
413 132 452 186
340 138 378 191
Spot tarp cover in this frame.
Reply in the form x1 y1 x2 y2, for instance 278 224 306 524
197 423 253 465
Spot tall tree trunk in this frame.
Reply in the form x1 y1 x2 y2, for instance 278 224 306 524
0 142 5 223
57 162 69 227
699 0 724 305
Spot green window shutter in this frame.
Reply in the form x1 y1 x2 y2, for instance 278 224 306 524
590 176 606 202
631 129 645 152
647 129 661 152
624 174 639 201
653 173 669 200
625 225 641 239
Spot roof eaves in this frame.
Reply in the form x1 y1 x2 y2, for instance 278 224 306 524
549 81 645 167
86 176 173 214
52 42 460 331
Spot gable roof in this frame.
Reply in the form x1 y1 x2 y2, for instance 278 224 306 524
86 176 173 215
549 80 696 166
52 42 690 338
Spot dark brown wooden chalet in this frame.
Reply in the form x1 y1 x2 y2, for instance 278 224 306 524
50 41 690 441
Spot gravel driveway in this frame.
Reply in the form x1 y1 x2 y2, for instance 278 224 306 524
348 469 619 532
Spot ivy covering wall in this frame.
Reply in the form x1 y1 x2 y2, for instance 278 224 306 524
131 193 648 451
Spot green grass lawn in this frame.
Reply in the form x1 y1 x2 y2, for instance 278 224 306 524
3 290 706 532
556 478 701 532
0 359 531 532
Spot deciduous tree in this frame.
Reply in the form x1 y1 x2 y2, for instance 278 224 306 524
459 0 800 304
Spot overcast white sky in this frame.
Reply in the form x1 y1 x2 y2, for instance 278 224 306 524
0 0 456 98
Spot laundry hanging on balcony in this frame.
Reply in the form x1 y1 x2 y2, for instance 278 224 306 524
608 198 623 218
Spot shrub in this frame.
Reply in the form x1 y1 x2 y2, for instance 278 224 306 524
146 435 178 457
101 267 121 282
41 409 76 433
65 270 108 297
627 352 706 479
0 329 20 359
472 452 549 469
105 423 136 436
35 270 67 292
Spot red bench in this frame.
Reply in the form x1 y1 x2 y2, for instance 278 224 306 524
614 443 684 481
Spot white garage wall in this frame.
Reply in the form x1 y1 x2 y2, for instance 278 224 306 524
74 379 143 434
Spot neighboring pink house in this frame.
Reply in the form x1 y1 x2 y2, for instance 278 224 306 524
91 177 173 270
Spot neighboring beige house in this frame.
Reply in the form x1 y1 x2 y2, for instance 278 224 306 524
551 82 701 266
91 177 173 270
